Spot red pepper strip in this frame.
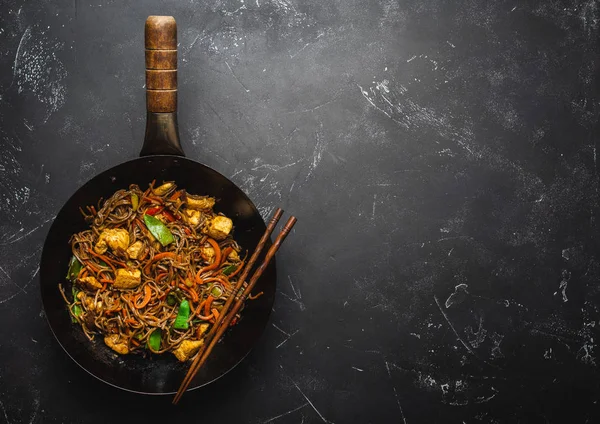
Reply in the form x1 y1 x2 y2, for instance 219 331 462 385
142 196 162 205
169 191 182 201
162 209 177 222
146 206 163 216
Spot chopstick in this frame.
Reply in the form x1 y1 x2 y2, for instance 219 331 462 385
173 210 296 403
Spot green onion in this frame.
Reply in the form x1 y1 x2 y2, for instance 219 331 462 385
66 256 83 281
131 193 139 211
143 214 174 246
148 329 162 352
211 286 223 298
173 300 190 330
71 304 83 323
221 264 238 276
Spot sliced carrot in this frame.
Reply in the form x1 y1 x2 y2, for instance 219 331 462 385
169 190 182 201
144 252 177 274
135 286 152 309
204 295 214 317
87 249 117 273
179 284 199 303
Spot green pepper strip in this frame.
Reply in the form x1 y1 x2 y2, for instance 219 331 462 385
143 214 174 246
173 300 190 330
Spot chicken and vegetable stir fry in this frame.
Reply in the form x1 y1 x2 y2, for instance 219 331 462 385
59 181 253 362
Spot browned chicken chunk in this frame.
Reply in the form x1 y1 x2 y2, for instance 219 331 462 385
183 209 202 227
185 194 216 211
104 334 129 355
126 240 144 260
173 339 204 362
114 268 141 289
94 228 130 255
79 276 102 291
204 216 233 240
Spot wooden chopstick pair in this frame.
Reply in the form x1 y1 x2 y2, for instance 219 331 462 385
173 207 297 403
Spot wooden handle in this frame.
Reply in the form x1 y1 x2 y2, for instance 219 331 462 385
145 16 177 112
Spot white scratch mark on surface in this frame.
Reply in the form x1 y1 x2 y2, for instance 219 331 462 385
280 291 306 311
225 61 250 92
392 387 408 424
288 275 301 299
272 323 290 336
251 160 302 172
262 403 308 423
553 270 571 302
0 266 25 294
351 366 364 372
372 194 377 220
446 41 456 48
1 216 54 245
434 296 497 368
306 125 326 181
291 379 333 424
0 399 10 424
12 27 31 84
407 55 417 62
384 361 407 423
276 329 299 348
29 398 40 424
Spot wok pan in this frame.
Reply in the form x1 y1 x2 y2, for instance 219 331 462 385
39 16 276 394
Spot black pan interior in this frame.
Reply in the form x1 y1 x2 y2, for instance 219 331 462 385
40 155 276 394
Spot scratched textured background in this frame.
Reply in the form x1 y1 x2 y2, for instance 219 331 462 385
1 0 600 422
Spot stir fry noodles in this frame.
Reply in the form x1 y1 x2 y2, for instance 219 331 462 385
59 181 253 362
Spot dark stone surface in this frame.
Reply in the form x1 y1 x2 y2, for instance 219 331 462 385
1 0 600 422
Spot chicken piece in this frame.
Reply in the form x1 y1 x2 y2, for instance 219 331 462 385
204 216 233 240
79 276 102 291
185 194 216 211
114 268 142 290
126 241 144 260
104 334 129 355
183 209 202 227
200 245 216 263
228 249 240 261
94 228 130 255
173 339 204 362
154 182 174 196
197 323 209 337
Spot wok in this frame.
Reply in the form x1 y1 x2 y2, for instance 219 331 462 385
39 16 276 394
